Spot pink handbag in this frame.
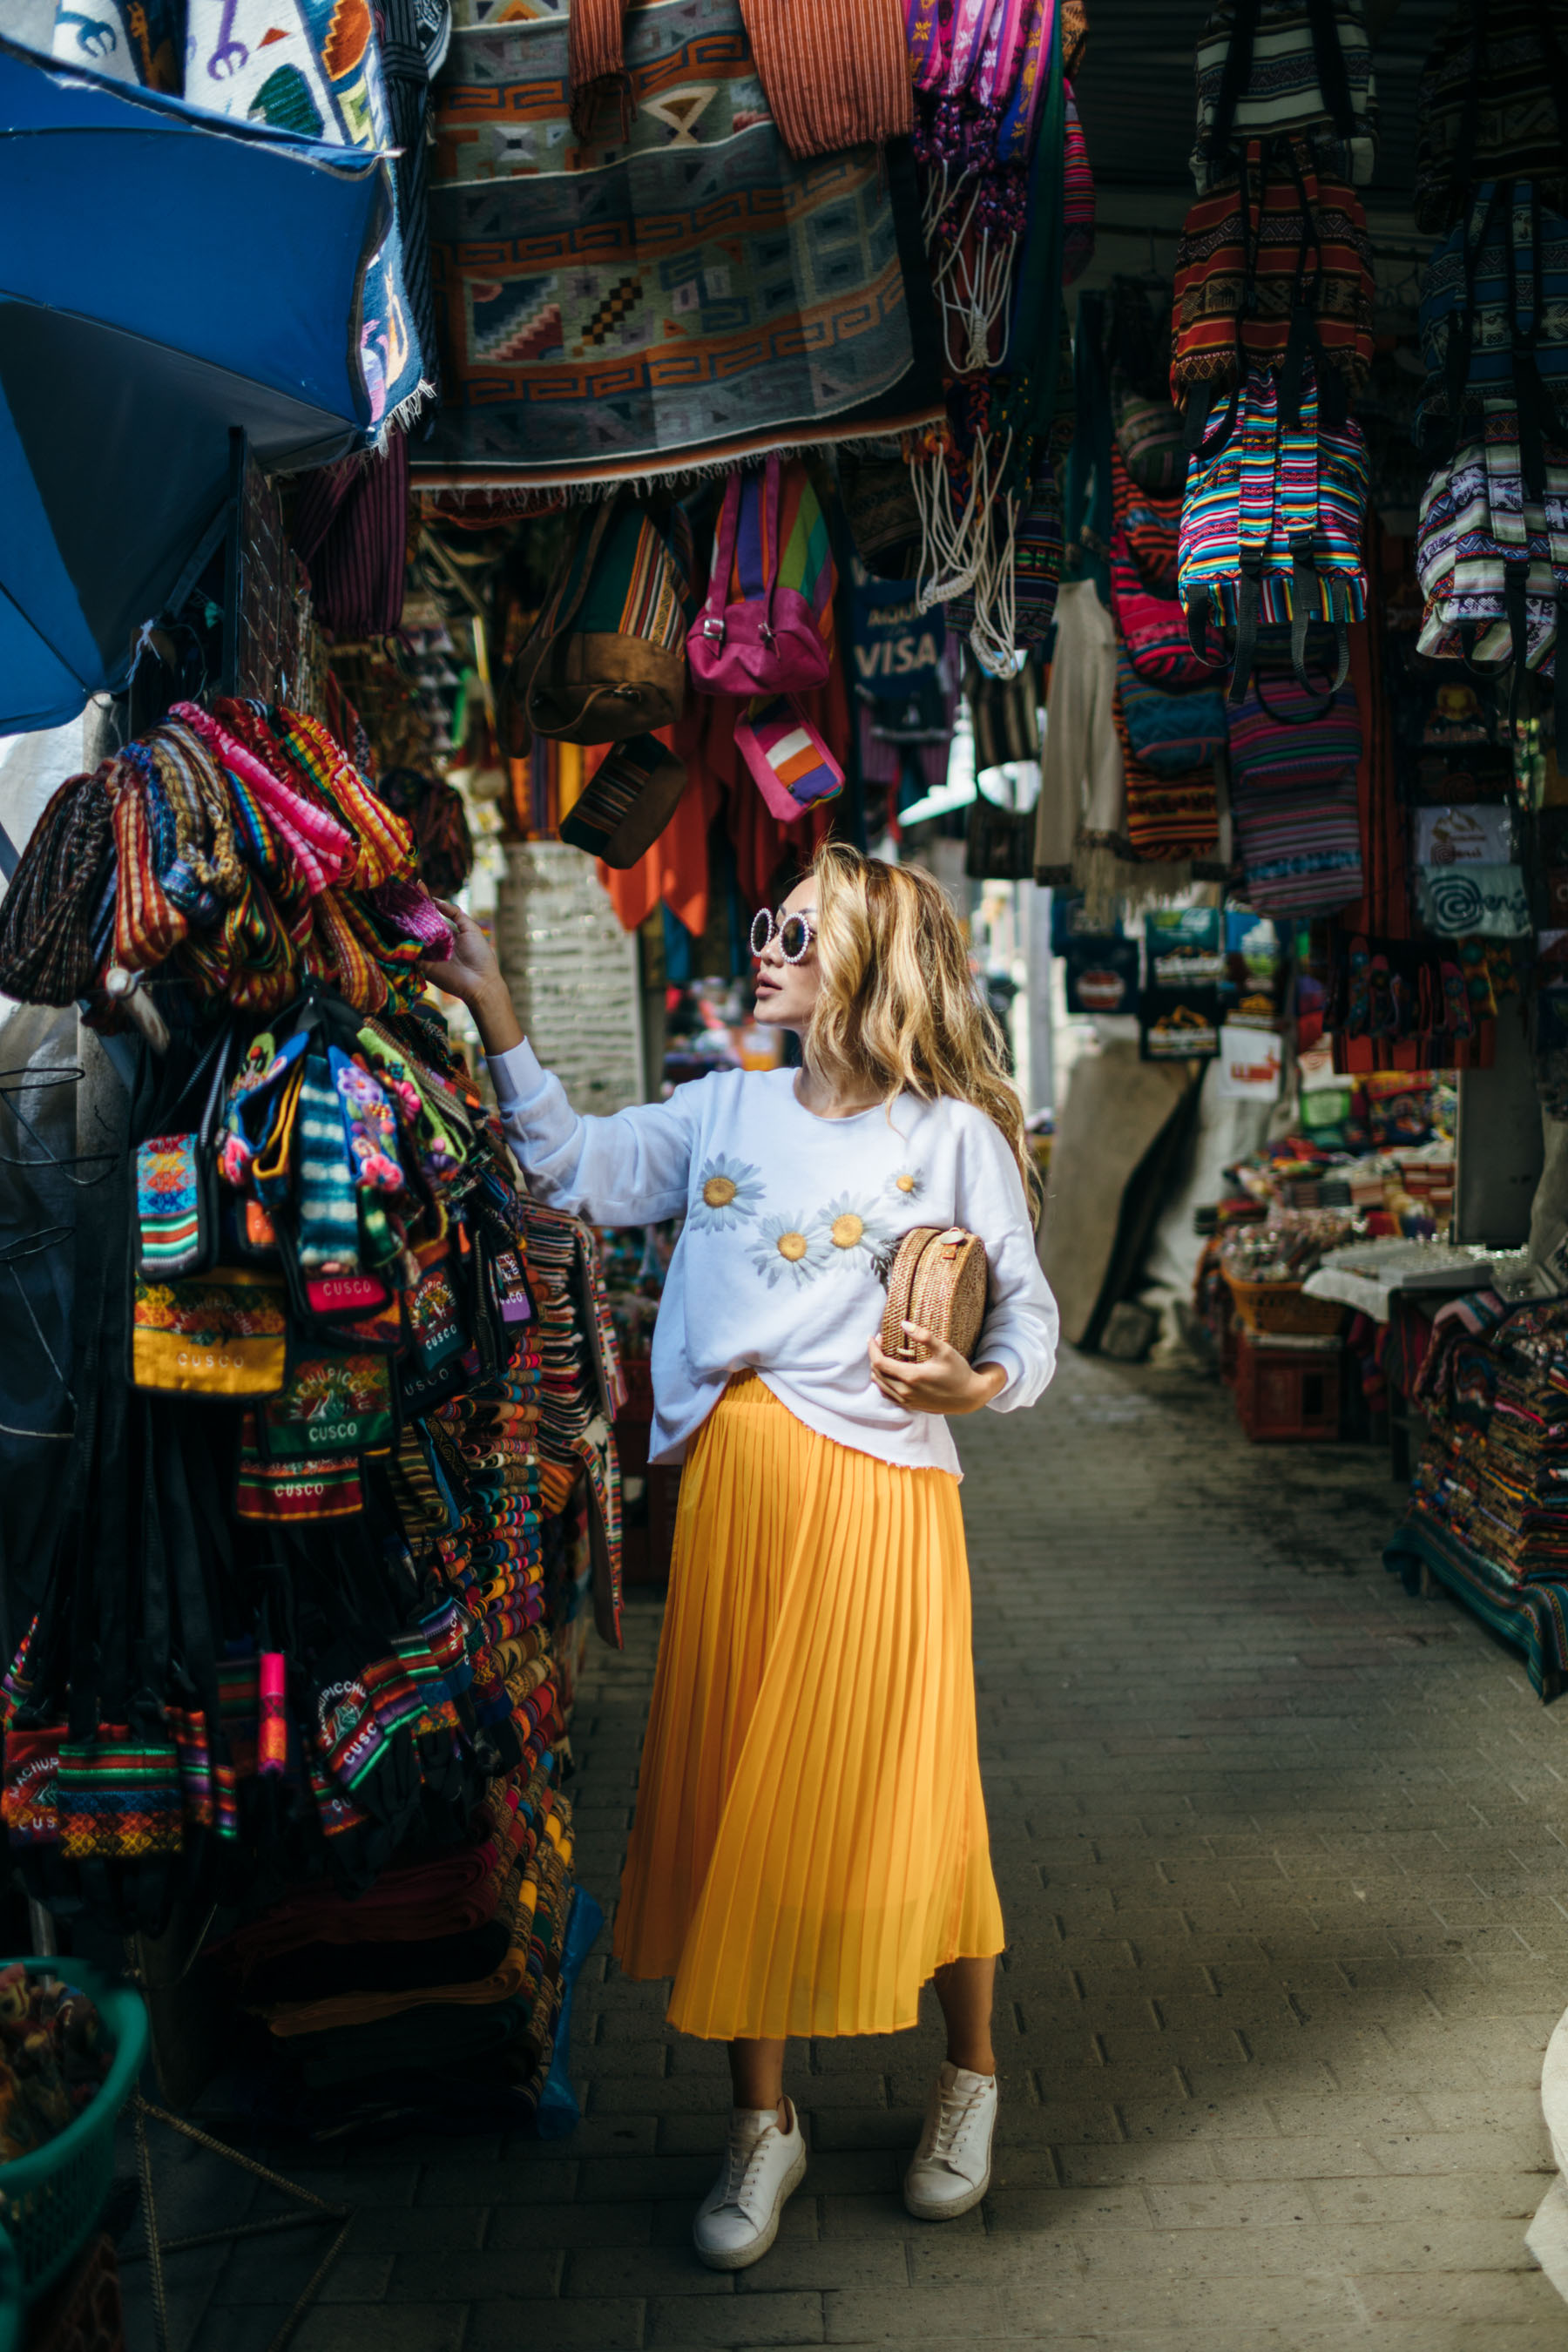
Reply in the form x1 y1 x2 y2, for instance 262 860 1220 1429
686 454 835 699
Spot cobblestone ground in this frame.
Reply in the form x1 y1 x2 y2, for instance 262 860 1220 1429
133 1345 1568 2349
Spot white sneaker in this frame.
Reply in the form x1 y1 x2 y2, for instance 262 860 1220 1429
693 2098 808 2271
903 2062 997 2220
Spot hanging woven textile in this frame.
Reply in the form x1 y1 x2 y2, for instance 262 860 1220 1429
422 0 943 491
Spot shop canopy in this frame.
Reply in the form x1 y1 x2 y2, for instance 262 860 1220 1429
0 35 394 735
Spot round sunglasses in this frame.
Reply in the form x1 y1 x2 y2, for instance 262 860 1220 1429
750 906 817 963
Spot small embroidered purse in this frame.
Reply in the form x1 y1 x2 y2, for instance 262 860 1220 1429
880 1227 990 1363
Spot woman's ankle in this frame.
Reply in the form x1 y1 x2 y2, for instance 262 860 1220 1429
946 2047 996 2078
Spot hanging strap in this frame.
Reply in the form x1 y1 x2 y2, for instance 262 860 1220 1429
1304 0 1357 151
1207 0 1261 176
1229 363 1280 705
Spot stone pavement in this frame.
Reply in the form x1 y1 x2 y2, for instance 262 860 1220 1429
132 1344 1568 2349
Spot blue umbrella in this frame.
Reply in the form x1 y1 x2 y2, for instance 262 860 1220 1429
0 34 395 733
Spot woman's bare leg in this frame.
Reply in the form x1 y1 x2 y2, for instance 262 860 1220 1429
728 2036 789 2128
933 1955 997 2074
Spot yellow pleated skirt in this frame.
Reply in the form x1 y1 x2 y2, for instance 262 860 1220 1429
612 1374 1004 2041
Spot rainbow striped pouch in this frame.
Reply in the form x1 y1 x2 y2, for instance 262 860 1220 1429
735 696 845 823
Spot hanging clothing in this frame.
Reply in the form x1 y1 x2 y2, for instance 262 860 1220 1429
612 1372 1004 2039
292 440 410 639
488 1046 1058 1477
736 0 912 159
1033 579 1123 882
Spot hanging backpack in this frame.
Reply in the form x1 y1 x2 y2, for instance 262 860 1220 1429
1191 0 1377 190
1112 377 1187 495
1415 180 1568 497
1414 0 1568 236
687 455 836 699
1112 448 1183 594
1172 137 1375 438
1179 354 1370 710
1415 401 1568 736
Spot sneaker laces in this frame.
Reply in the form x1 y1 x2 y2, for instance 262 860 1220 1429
717 2117 783 2219
924 2079 990 2172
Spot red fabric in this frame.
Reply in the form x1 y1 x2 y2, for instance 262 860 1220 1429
1339 525 1409 940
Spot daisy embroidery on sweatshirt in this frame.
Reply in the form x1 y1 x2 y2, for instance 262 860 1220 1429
689 1154 765 1232
820 1191 892 1272
750 1213 828 1289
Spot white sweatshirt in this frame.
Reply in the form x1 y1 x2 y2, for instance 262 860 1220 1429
490 1042 1059 1477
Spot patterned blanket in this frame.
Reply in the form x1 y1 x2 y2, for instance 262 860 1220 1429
419 0 943 488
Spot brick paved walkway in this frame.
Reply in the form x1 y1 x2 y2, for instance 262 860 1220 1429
139 1345 1568 2349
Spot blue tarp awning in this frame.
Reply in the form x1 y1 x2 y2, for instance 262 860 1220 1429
0 34 395 733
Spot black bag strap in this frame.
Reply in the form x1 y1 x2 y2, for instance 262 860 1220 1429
1304 0 1357 150
1208 0 1261 176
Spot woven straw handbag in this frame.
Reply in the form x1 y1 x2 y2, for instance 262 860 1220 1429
880 1227 990 1363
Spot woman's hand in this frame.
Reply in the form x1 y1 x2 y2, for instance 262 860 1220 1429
421 902 524 1056
868 1327 1008 1417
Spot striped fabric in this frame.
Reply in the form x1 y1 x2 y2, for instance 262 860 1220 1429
1112 448 1182 594
740 0 912 159
1179 361 1370 631
1228 661 1364 915
1062 83 1096 285
720 461 836 646
1415 0 1568 235
1416 183 1568 456
1191 0 1378 189
1113 681 1222 863
1109 525 1216 686
578 505 689 652
1416 405 1568 672
1115 647 1228 779
571 0 912 156
1233 771 1363 913
1227 672 1362 786
1171 138 1375 403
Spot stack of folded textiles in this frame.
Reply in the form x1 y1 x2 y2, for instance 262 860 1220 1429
1408 1303 1568 1583
521 1198 626 1645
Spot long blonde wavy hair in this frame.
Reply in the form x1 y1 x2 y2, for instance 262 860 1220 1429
803 841 1038 1207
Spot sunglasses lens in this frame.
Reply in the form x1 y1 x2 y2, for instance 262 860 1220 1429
779 916 811 963
749 909 773 958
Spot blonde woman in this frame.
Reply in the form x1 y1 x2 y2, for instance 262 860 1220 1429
425 843 1058 2268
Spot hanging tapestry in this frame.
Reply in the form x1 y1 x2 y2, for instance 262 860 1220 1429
420 0 943 489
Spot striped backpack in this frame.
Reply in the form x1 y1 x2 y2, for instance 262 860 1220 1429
1112 449 1182 594
1178 354 1369 711
1415 182 1568 496
1415 0 1568 235
1415 398 1568 737
1171 137 1375 437
1191 0 1377 190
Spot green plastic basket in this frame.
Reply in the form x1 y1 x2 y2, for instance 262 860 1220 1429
0 1960 147 2309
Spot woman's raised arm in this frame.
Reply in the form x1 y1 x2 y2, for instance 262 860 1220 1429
423 902 700 1227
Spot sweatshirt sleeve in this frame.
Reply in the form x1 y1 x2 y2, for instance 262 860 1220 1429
953 1108 1059 1415
488 1040 702 1226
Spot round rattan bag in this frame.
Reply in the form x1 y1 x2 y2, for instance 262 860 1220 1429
880 1227 990 1363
